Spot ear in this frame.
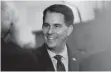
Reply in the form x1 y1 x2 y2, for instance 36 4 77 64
67 25 73 36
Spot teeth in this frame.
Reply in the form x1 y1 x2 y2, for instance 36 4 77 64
48 37 54 39
47 37 55 40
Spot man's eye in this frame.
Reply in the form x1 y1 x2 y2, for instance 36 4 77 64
43 23 49 27
55 24 62 28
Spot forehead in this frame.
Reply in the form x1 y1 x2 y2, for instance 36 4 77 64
44 11 65 24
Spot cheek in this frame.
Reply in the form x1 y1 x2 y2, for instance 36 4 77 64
56 29 68 38
42 28 48 35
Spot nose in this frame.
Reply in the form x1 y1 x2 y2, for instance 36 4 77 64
48 27 53 34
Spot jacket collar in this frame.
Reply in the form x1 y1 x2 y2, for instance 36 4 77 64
38 43 79 71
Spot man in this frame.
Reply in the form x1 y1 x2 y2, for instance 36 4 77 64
1 1 38 71
33 4 79 71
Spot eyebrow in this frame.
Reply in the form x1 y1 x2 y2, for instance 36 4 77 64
43 23 63 27
54 23 62 26
54 23 61 25
43 23 49 25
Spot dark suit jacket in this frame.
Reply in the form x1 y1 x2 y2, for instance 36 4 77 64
79 49 111 71
33 43 79 71
1 38 38 71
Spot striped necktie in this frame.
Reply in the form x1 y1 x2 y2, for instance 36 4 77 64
54 55 66 71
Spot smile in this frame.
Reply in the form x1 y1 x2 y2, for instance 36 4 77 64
48 38 54 40
46 36 56 40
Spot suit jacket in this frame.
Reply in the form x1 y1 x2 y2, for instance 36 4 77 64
79 49 111 71
33 43 79 71
1 38 38 71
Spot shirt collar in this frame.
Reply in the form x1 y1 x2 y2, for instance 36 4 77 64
47 45 68 60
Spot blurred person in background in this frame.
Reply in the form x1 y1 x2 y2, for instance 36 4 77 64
1 1 38 71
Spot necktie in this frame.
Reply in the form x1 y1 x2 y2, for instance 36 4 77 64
54 55 66 71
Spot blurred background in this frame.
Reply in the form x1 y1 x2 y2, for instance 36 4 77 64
1 0 111 61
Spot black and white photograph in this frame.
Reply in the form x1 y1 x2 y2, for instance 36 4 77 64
1 0 111 71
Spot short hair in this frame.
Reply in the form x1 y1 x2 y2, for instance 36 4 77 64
43 4 74 26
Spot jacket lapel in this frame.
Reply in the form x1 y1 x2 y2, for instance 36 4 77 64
43 44 79 71
36 43 79 71
39 44 55 71
67 44 79 71
68 56 79 71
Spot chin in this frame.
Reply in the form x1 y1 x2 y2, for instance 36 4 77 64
47 42 56 48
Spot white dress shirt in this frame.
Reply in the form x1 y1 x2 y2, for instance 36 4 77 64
47 45 68 71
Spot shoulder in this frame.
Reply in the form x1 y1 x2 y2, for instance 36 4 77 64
32 43 46 55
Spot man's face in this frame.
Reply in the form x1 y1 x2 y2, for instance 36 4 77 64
42 11 72 49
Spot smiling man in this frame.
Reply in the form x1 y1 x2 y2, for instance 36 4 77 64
33 4 79 71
